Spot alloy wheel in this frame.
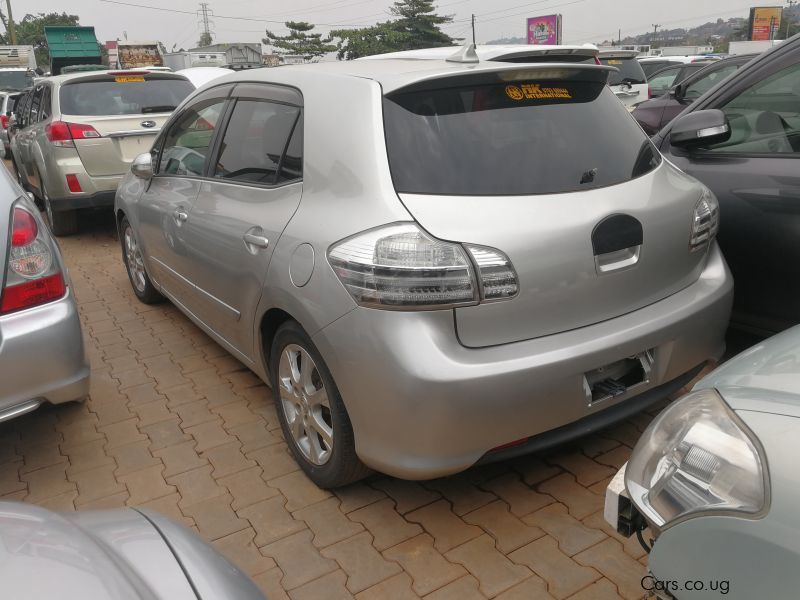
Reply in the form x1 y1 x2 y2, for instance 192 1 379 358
278 344 334 465
123 225 147 293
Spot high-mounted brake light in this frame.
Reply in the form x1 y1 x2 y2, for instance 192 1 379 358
1 205 66 315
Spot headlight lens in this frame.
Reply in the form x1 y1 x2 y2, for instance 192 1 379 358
625 388 767 529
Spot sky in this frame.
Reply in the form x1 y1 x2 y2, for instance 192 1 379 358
19 0 788 51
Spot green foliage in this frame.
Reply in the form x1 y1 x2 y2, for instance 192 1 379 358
331 0 457 60
264 21 336 62
0 12 80 67
197 31 213 47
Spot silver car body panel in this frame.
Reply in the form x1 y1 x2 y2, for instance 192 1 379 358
0 171 89 419
117 60 733 478
0 501 264 599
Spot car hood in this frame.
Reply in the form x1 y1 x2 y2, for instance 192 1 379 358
694 325 800 416
0 502 196 600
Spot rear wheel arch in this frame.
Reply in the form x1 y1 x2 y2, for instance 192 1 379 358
259 307 295 373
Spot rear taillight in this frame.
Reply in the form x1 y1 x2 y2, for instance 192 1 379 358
328 223 518 310
0 114 8 129
689 189 720 252
1 204 66 315
45 121 101 147
648 86 653 99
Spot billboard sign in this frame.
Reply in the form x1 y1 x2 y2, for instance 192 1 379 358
117 43 164 68
527 14 562 45
749 6 783 41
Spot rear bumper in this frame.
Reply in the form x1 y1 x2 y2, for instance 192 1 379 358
40 148 123 206
0 289 90 422
312 243 732 480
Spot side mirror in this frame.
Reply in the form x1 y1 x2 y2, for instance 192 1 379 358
670 83 685 99
131 152 154 179
669 109 730 148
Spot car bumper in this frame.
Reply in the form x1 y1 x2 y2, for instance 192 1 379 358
312 243 732 480
0 289 90 422
41 149 123 207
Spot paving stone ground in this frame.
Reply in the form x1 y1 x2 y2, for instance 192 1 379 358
0 211 697 600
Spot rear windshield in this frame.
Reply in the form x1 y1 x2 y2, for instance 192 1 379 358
59 76 194 116
600 57 647 85
0 71 34 91
383 79 660 196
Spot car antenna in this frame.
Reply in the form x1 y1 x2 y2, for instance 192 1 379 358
446 43 479 64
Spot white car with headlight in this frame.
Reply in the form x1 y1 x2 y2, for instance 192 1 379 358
605 325 800 599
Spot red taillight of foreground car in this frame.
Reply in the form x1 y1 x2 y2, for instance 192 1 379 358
45 121 101 147
66 174 82 193
1 206 66 315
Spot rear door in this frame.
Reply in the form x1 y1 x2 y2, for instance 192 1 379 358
136 85 232 307
178 83 303 360
383 70 710 347
660 55 800 332
57 73 194 176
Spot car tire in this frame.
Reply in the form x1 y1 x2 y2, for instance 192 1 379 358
270 321 370 488
41 181 78 236
120 216 163 304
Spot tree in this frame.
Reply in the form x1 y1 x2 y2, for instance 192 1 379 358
263 21 336 62
0 12 80 67
331 0 456 60
197 31 213 47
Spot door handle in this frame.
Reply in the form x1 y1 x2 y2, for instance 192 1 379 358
172 209 188 223
243 233 269 249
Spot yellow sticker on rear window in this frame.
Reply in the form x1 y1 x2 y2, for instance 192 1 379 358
505 84 572 101
606 59 622 65
115 76 145 83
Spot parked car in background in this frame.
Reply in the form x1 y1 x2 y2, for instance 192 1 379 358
0 90 24 156
0 501 265 599
176 66 233 89
633 55 754 135
653 34 800 334
605 325 800 600
0 166 88 423
645 61 714 98
10 69 194 235
599 50 648 107
116 54 732 487
638 55 719 78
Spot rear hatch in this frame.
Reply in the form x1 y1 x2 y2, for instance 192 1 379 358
599 52 648 106
382 65 709 348
59 72 194 176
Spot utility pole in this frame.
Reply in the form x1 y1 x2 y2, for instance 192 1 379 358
618 29 621 46
198 2 214 45
652 23 660 48
471 14 476 46
5 0 17 45
786 0 797 39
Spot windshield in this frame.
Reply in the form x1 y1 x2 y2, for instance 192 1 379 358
600 57 647 85
59 76 194 116
0 71 34 91
383 78 661 196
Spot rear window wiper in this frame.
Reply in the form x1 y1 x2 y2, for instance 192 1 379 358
141 105 176 113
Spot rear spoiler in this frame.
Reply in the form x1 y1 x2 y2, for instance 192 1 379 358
384 63 616 95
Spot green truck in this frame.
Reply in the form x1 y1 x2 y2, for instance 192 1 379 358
44 26 102 75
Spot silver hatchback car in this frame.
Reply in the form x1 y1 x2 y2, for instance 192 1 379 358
115 53 733 487
0 166 89 421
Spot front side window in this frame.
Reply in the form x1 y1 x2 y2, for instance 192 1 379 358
706 62 800 154
213 99 300 185
648 67 682 96
684 65 740 101
28 86 43 124
159 98 227 176
384 78 660 196
38 87 52 121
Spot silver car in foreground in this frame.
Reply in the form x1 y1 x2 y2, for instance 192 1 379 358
0 501 264 599
605 325 800 599
0 166 88 422
116 51 732 487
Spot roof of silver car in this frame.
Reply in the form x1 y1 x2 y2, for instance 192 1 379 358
45 69 190 85
359 44 599 62
213 57 614 94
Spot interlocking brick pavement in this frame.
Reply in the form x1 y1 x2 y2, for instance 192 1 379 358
0 212 703 599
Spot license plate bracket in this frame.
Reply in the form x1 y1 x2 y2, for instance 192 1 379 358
583 350 654 406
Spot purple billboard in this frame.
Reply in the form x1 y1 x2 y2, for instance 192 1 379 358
526 14 562 45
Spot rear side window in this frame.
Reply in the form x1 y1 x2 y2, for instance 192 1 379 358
277 117 302 184
600 57 647 85
59 77 194 116
213 99 300 185
384 79 660 196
